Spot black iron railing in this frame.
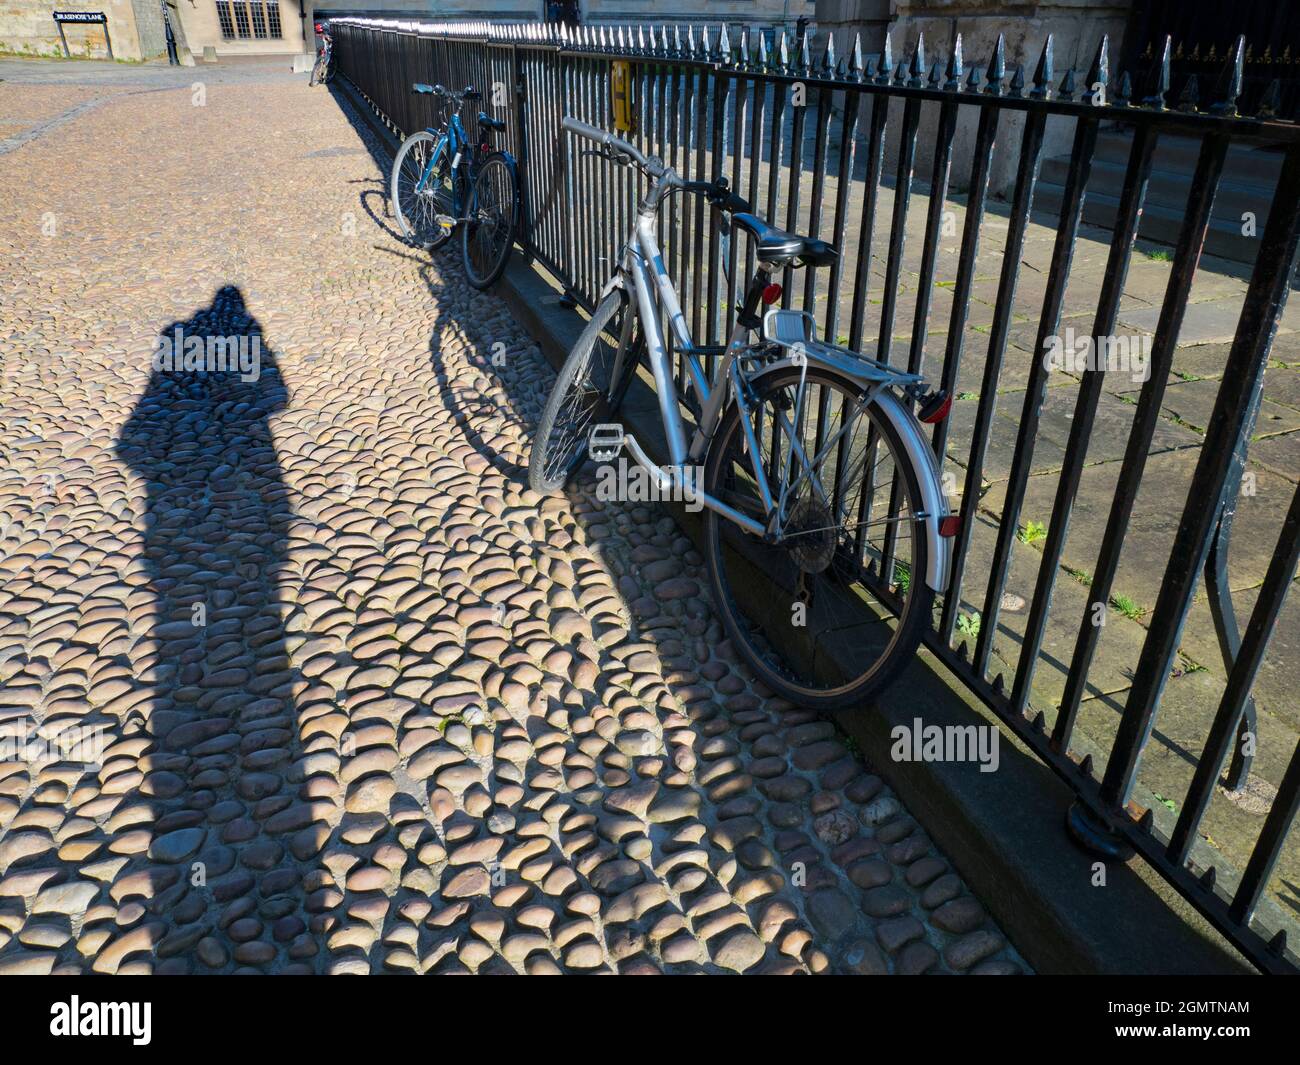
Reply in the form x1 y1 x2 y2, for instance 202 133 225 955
330 17 1300 973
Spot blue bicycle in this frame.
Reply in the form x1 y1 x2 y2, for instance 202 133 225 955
390 82 518 289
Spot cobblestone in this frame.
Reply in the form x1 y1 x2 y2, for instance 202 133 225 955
0 58 1027 974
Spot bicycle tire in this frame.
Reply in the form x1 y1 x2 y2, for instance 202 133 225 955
702 366 933 710
529 288 641 494
461 153 517 289
391 131 456 251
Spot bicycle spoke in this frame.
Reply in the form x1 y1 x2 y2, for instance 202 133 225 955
706 368 927 704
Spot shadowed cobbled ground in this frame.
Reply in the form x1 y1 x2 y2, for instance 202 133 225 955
0 57 1026 974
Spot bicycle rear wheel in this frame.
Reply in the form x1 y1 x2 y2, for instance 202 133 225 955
391 131 457 250
529 288 641 494
462 154 516 289
702 367 932 710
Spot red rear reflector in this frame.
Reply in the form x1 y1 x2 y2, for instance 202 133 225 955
762 283 782 305
939 515 962 537
919 393 953 423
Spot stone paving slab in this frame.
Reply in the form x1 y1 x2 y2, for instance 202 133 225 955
0 61 1025 975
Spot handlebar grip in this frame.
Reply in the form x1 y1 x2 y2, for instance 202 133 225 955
561 116 663 177
561 116 608 145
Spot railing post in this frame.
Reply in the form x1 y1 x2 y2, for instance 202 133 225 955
1100 141 1300 812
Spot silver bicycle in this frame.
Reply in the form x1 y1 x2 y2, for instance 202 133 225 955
530 117 957 709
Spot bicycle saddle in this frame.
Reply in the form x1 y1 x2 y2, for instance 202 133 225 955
478 112 505 132
412 82 435 94
732 213 837 267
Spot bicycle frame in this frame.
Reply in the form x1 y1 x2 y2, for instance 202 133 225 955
415 111 470 210
604 174 953 592
413 108 518 225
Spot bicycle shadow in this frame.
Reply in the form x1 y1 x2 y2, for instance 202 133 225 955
420 261 537 482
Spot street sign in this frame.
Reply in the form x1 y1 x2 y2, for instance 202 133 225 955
52 11 113 59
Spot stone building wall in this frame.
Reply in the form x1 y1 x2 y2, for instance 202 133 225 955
817 0 1133 196
0 0 155 60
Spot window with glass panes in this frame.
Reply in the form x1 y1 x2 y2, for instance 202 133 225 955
215 1 282 39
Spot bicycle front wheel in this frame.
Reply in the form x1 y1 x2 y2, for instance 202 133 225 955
528 288 641 494
702 367 932 710
462 154 517 289
391 131 456 250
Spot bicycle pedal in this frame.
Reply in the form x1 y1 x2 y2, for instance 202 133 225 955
435 214 456 229
588 423 625 461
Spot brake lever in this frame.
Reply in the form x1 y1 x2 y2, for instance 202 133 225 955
579 148 628 165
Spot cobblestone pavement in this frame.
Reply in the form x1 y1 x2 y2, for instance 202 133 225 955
0 59 1025 974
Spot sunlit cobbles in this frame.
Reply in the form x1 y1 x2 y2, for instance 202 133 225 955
0 69 1028 977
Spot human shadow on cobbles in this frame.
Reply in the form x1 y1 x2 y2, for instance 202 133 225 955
115 286 320 973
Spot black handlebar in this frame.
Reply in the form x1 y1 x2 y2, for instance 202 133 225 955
682 177 753 214
561 116 752 212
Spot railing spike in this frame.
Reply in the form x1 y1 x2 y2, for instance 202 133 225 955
966 63 981 91
738 26 749 70
1211 35 1245 115
778 28 789 71
1009 62 1026 96
928 59 942 87
686 24 697 56
637 24 646 55
1176 73 1200 112
985 33 1006 94
1139 807 1154 831
1268 929 1288 956
1032 710 1046 731
1031 33 1054 97
908 31 925 86
1059 67 1077 99
1115 69 1133 107
719 23 731 64
992 671 1005 694
1258 77 1282 118
700 25 712 59
878 30 893 84
1079 753 1093 777
850 32 864 79
944 33 963 91
823 32 835 75
673 23 683 59
1199 865 1217 891
757 27 769 70
1142 34 1172 108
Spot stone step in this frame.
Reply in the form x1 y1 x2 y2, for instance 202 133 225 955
1036 128 1284 266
